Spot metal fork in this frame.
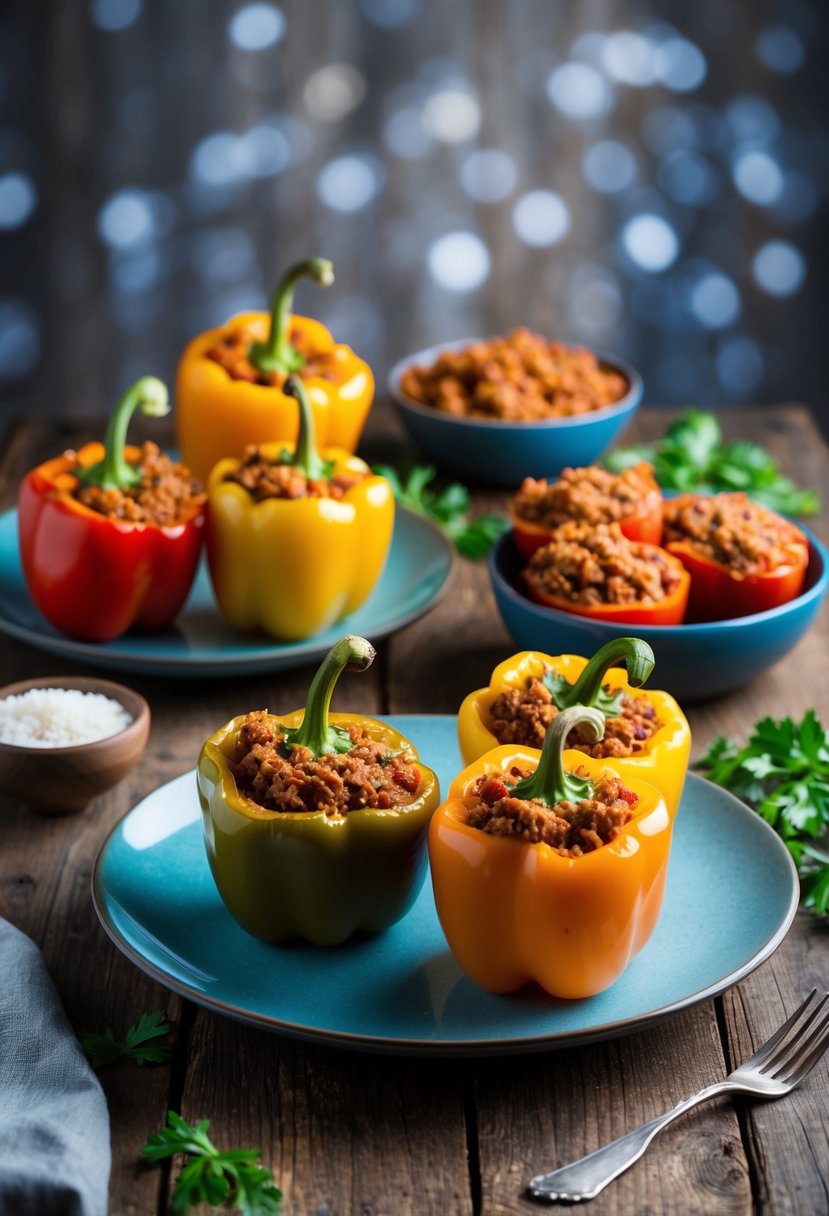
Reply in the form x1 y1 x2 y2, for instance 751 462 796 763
528 989 829 1204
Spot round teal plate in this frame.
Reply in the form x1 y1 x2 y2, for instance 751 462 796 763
92 716 799 1056
0 507 452 677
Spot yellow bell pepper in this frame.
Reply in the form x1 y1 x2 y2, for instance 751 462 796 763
429 705 673 999
206 376 393 641
176 257 374 482
458 638 690 814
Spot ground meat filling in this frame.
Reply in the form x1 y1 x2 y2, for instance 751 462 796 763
466 767 638 855
512 463 658 531
524 522 682 605
206 327 344 386
488 676 660 758
233 710 422 816
400 329 628 422
662 492 807 576
72 443 205 526
224 445 361 502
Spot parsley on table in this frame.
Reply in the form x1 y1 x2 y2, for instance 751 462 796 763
82 1009 171 1068
606 408 820 517
374 462 509 559
697 710 829 915
142 1112 282 1216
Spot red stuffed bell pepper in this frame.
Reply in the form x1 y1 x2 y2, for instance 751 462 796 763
18 377 206 643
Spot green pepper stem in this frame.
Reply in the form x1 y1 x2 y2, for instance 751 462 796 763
76 376 169 491
282 376 329 481
510 705 604 807
248 257 334 375
284 635 376 757
557 638 655 710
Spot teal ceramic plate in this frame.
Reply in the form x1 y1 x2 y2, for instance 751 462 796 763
92 716 798 1056
0 507 452 677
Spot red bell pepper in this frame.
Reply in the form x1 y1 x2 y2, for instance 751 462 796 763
18 377 205 643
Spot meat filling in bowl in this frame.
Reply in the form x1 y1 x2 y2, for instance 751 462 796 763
489 675 660 758
224 445 361 502
400 329 628 422
466 766 638 855
662 492 807 575
512 463 658 530
233 710 422 816
73 442 205 526
524 522 683 605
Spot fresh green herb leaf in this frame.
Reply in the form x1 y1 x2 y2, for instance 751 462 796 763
697 710 829 915
142 1111 282 1216
374 462 509 559
82 1010 171 1068
606 409 820 516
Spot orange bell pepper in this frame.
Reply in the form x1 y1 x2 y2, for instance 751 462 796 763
176 257 374 482
429 705 674 999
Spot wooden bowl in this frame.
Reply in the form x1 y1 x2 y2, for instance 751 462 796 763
0 676 150 814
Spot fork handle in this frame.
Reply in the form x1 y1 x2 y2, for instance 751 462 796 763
528 1080 737 1203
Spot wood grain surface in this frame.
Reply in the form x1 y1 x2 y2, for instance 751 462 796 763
0 405 827 1215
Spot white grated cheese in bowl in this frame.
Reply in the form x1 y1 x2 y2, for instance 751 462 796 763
0 688 133 748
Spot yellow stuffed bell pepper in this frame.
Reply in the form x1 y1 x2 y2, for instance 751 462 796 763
458 638 690 815
429 705 673 999
206 375 393 641
176 257 374 482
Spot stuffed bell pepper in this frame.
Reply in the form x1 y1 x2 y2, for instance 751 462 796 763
662 492 809 621
522 521 690 625
458 639 690 814
176 257 374 482
206 375 393 641
198 635 440 946
18 377 205 643
429 705 673 999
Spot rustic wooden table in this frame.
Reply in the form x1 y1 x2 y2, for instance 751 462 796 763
1 406 827 1216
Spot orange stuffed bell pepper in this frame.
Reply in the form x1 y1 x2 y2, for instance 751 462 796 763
18 377 205 642
429 705 673 999
206 375 394 641
457 638 690 813
176 257 374 482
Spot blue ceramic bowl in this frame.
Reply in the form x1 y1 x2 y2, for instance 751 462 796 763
389 339 643 487
488 527 829 702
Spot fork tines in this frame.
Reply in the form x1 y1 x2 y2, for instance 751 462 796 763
753 989 829 1084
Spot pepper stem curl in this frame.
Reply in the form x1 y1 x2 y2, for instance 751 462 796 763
283 635 376 757
248 257 334 375
551 638 655 718
510 705 604 807
76 376 169 491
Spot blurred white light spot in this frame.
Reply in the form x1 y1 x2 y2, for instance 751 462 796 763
191 132 253 187
460 149 517 203
657 151 717 206
316 154 382 212
304 64 366 122
621 214 679 272
733 150 784 205
239 124 290 177
427 231 490 293
422 89 480 143
97 189 157 249
546 62 612 121
0 301 40 377
601 31 657 86
716 337 764 392
752 240 806 297
726 96 780 142
0 173 37 229
512 190 570 247
583 140 636 193
654 38 707 92
641 106 696 154
756 27 804 74
90 0 140 31
360 0 417 27
228 3 285 50
382 108 433 159
690 273 740 328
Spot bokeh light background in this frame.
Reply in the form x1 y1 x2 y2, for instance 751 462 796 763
2 0 827 428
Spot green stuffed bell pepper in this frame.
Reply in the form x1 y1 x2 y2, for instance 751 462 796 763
197 635 440 946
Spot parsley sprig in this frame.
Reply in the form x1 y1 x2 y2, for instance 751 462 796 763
698 710 829 915
606 409 820 517
374 462 509 559
142 1112 282 1215
82 1009 171 1068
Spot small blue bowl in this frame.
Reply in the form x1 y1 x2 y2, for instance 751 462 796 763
488 528 829 702
389 339 643 487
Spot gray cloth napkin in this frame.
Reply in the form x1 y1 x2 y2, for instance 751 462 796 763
0 918 110 1216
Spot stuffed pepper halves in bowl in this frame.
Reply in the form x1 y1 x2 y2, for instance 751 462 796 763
197 635 440 946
